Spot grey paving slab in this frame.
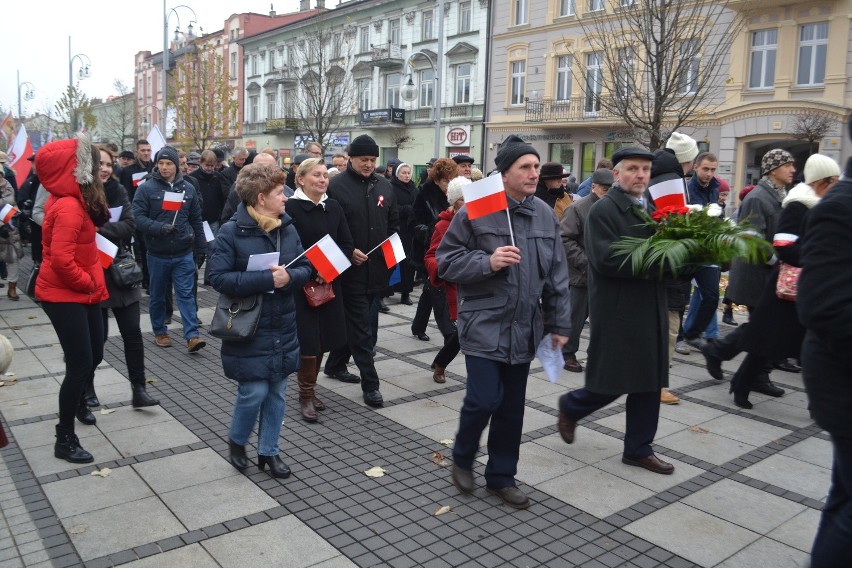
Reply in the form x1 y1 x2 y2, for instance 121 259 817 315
538 466 655 518
104 417 200 458
535 429 624 466
26 431 123 477
656 429 756 466
767 508 821 553
132 448 239 493
740 454 831 501
715 536 810 568
120 543 219 567
486 440 585 486
62 496 185 561
417 420 463 445
11 420 98 451
698 414 793 447
0 377 61 403
778 437 833 468
595 455 705 493
159 475 278 530
42 466 153 518
201 515 341 567
742 399 818 429
375 399 460 430
0 393 57 422
658 399 729 426
625 502 761 567
594 413 686 441
682 479 807 534
91 405 174 433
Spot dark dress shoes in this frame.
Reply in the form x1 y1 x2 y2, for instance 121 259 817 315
452 465 475 494
733 393 753 409
622 454 675 475
563 357 583 373
325 369 361 383
752 380 785 397
85 395 100 408
557 398 576 444
487 486 531 509
363 390 384 407
413 332 430 341
773 360 801 373
700 343 725 380
258 454 291 478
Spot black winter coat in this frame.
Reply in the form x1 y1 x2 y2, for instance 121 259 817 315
190 169 229 223
131 171 207 258
798 178 852 437
99 178 141 309
390 177 418 255
285 196 353 355
411 180 448 268
327 164 399 295
119 160 153 202
208 204 311 383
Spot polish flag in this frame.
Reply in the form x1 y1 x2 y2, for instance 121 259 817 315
162 191 184 211
305 234 351 282
648 178 687 209
146 124 167 157
1 204 19 225
95 233 118 269
773 233 799 247
6 125 34 188
131 172 147 188
379 232 406 269
462 175 507 220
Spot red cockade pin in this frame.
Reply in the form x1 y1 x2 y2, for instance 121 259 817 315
378 195 384 207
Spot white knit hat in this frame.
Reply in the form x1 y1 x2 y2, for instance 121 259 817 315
447 176 471 205
803 153 840 185
665 132 699 164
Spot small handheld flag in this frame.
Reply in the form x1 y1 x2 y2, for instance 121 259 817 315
648 178 687 209
462 175 508 220
379 233 406 269
95 233 118 269
0 204 19 225
162 191 183 211
304 235 352 282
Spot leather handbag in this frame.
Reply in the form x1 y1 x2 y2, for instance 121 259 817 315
109 247 143 289
209 293 264 342
776 262 801 302
303 280 335 307
25 262 40 302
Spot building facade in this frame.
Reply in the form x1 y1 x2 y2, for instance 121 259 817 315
239 0 490 170
485 0 851 190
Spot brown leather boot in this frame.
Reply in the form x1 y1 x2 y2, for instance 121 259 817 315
312 354 325 411
298 356 317 422
7 282 18 301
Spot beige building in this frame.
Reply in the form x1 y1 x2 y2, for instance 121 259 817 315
485 0 852 190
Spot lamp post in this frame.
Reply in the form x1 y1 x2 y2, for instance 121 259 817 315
68 36 92 133
162 1 198 136
16 71 34 118
139 104 163 138
399 0 445 159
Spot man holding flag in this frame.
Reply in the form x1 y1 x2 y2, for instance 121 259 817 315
437 135 571 509
132 146 207 353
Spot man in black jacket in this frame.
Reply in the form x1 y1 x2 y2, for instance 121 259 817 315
323 135 399 407
120 140 155 288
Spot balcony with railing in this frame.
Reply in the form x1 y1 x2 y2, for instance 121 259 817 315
524 97 618 122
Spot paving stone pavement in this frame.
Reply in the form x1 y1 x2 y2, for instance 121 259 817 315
0 264 825 567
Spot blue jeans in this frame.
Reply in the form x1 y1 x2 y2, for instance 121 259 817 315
147 253 198 339
682 266 721 340
683 287 719 339
229 377 287 456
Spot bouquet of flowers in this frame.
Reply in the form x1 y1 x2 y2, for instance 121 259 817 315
611 203 774 279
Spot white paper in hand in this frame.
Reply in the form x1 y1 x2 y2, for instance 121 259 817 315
108 206 122 223
202 221 215 242
536 334 565 384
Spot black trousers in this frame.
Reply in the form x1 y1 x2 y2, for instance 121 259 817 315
42 302 104 431
102 302 146 385
432 331 460 369
411 280 435 335
560 389 660 459
564 285 588 358
811 433 852 567
324 292 381 393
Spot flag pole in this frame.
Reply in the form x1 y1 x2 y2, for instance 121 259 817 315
366 234 393 256
284 246 310 268
172 210 179 225
505 209 515 247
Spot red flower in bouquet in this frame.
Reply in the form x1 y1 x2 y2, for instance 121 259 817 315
651 206 690 222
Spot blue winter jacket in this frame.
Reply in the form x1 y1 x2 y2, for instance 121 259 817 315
208 203 311 382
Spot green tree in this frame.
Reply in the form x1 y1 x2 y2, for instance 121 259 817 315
55 85 96 136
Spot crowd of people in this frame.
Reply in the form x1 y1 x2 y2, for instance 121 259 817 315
5 118 850 563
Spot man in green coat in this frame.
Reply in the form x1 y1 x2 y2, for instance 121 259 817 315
557 147 674 475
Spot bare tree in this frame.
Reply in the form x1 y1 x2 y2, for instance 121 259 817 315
572 0 751 150
97 80 136 149
289 25 357 152
791 110 837 155
55 85 96 136
390 128 413 150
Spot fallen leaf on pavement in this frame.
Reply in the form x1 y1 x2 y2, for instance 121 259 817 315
67 524 88 534
425 400 440 407
431 452 450 467
439 439 454 446
687 425 709 434
433 505 452 516
146 378 158 383
364 466 386 478
90 468 112 477
14 402 27 406
100 408 116 415
27 316 37 320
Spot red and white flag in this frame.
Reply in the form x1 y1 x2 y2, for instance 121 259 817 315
379 232 406 269
648 178 687 209
305 234 351 282
146 124 167 157
95 233 118 269
0 204 19 225
162 191 183 211
6 124 34 189
131 171 147 188
462 175 508 220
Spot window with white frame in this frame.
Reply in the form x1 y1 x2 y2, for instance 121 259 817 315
797 22 828 86
390 19 401 47
419 69 434 107
455 63 471 104
616 48 634 99
358 78 371 109
589 0 604 12
284 89 296 117
560 0 575 17
459 2 472 32
514 0 528 25
267 93 276 119
332 33 342 59
359 25 370 52
288 45 296 68
748 29 777 89
679 39 700 95
385 73 401 107
230 52 237 77
585 52 603 113
422 10 433 40
556 55 572 101
249 95 259 122
251 54 258 75
620 0 636 6
510 60 526 106
266 52 273 73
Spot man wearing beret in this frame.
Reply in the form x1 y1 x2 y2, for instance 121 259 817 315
452 154 475 179
324 134 399 407
558 147 675 475
438 135 571 508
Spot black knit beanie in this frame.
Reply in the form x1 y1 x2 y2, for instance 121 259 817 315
495 135 539 173
155 146 180 169
349 135 380 157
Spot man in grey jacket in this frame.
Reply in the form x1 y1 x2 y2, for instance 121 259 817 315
437 135 571 509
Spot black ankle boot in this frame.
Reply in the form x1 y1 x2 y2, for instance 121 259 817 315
131 384 159 408
54 426 94 463
228 439 248 471
84 385 100 408
76 403 96 426
258 454 291 478
733 393 753 409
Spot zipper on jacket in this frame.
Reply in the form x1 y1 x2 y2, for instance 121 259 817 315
459 292 494 305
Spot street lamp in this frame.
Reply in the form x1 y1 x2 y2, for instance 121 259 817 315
400 0 445 159
139 103 163 136
68 36 92 133
162 2 199 135
16 70 34 118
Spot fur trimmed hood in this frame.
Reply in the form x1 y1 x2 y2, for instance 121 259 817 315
782 182 820 209
35 134 93 199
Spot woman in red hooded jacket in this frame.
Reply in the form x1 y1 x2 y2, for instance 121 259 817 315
35 134 110 464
